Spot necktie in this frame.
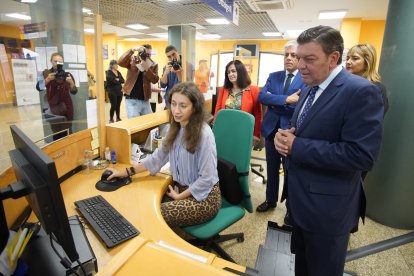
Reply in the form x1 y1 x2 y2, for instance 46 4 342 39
284 73 294 93
296 86 319 130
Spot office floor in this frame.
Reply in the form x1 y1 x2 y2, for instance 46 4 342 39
221 150 414 275
1 103 413 276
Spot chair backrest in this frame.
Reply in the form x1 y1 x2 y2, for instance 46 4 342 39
213 109 254 212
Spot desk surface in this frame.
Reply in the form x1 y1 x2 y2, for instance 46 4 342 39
60 165 245 274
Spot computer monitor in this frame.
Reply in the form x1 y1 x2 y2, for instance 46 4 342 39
6 125 79 262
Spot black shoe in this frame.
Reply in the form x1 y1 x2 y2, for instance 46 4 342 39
284 212 292 227
256 201 276 212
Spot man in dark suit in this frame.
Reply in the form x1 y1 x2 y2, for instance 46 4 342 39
257 41 307 213
275 26 383 275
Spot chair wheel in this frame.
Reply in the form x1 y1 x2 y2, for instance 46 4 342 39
237 237 244 242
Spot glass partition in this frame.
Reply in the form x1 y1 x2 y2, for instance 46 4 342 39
258 52 284 87
0 0 99 173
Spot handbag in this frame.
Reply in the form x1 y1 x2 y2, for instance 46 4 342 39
217 157 247 205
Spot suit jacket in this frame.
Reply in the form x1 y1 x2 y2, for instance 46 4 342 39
118 50 159 100
287 69 383 236
259 71 307 138
214 85 262 138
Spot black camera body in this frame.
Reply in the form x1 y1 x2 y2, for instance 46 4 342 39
54 62 66 81
139 49 150 61
169 58 181 70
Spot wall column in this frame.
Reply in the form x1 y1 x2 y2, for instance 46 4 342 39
168 25 196 82
365 0 414 229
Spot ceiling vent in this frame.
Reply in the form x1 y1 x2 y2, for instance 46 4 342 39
246 0 292 12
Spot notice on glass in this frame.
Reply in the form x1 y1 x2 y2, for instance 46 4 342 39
45 46 58 68
62 44 77 63
66 69 80 87
77 45 86 63
78 69 88 83
11 59 40 106
35 46 47 72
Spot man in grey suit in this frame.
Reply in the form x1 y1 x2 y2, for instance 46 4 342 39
275 26 384 275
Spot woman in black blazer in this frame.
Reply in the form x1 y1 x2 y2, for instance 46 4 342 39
106 60 125 123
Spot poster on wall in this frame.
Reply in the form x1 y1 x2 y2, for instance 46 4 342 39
103 45 108 60
45 46 58 68
11 59 40 106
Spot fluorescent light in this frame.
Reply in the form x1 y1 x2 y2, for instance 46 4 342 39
168 0 180 1
202 34 221 39
6 13 31 20
21 0 38 3
319 10 347 19
126 24 149 30
84 28 94 33
82 8 91 13
148 33 168 39
124 38 140 41
262 32 281 37
205 18 229 25
285 30 304 38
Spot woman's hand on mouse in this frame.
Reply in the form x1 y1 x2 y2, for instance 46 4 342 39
106 168 127 180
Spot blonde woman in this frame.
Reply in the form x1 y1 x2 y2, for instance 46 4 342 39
346 44 389 114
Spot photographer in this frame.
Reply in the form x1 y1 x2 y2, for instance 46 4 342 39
160 45 182 107
118 44 159 119
36 52 77 140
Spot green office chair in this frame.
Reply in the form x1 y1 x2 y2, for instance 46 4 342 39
183 109 254 263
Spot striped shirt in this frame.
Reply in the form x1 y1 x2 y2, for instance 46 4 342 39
142 123 219 201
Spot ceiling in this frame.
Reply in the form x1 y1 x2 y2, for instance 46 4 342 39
1 0 389 40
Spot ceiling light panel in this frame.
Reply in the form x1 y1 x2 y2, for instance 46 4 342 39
319 10 347 19
81 0 279 40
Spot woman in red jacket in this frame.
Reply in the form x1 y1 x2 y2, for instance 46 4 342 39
214 60 262 145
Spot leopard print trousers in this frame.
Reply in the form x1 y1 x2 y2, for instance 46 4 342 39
161 182 221 227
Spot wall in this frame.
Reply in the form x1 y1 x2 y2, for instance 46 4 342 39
341 19 386 70
359 20 386 62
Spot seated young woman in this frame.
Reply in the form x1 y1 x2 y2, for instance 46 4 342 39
107 82 221 227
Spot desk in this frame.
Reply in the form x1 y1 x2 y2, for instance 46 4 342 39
106 98 212 165
60 166 245 274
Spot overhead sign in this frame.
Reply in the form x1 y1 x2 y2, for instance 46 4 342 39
19 22 47 39
202 0 239 26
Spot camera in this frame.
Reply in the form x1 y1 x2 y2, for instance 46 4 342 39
54 61 66 81
139 49 150 61
169 58 181 70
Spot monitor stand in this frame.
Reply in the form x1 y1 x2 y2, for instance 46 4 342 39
21 215 98 275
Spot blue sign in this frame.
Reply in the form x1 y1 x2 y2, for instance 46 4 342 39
202 0 238 25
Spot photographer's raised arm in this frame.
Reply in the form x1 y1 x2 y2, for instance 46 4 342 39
161 64 172 85
145 62 159 84
44 70 56 86
66 73 78 94
118 46 143 68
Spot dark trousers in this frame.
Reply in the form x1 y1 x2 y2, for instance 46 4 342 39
108 92 123 121
265 128 283 204
291 223 349 276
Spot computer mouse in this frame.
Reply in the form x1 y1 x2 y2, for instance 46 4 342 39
101 169 117 183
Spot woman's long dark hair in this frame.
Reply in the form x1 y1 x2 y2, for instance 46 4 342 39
223 60 251 90
163 82 208 153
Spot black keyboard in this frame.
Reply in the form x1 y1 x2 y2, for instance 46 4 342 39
74 195 139 248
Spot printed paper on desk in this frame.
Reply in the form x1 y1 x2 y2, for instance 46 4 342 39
91 139 99 150
91 128 98 140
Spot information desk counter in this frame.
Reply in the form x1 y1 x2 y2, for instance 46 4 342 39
58 166 245 275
